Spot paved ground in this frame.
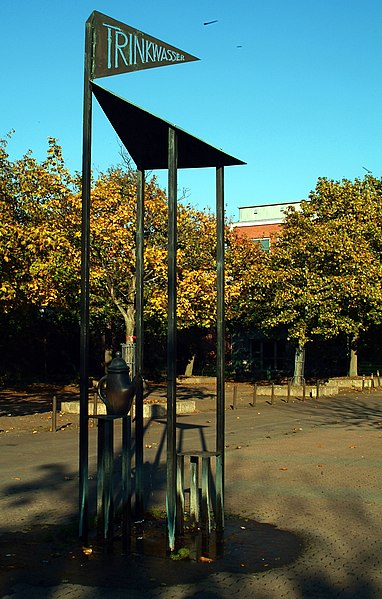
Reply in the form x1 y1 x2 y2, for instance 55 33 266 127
0 385 381 597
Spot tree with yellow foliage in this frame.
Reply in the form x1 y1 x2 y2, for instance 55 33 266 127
266 175 382 380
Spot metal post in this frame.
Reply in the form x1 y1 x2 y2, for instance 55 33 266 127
135 169 145 517
216 165 225 531
176 454 185 535
271 382 275 405
190 456 199 524
122 416 132 552
232 383 237 410
201 456 211 534
287 379 291 403
166 127 178 551
79 14 94 542
103 418 114 542
52 396 57 432
252 383 257 406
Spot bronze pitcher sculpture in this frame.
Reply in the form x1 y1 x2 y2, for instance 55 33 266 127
97 351 138 416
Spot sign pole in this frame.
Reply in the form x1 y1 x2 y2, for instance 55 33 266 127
166 126 178 551
216 165 225 531
135 168 145 517
79 14 94 542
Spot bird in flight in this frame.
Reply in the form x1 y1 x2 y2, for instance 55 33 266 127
204 19 218 25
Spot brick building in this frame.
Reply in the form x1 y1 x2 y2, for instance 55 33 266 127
232 201 301 249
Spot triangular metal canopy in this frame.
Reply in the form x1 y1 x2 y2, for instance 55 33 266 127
92 82 246 170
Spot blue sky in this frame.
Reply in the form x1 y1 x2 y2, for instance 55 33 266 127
2 0 381 221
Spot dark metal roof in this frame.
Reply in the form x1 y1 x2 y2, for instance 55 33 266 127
92 83 246 170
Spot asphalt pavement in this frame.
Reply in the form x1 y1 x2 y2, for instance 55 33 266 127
0 388 381 598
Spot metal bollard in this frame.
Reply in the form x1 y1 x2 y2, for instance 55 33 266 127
52 395 57 432
287 379 291 403
302 380 306 402
377 370 381 387
316 380 320 400
271 382 275 405
91 392 98 427
251 383 257 406
232 383 238 410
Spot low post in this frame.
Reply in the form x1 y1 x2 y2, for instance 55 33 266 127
52 396 57 432
287 379 291 403
271 382 275 405
362 375 365 392
316 380 320 400
232 383 237 410
90 392 98 427
252 383 257 407
377 370 381 387
302 380 306 402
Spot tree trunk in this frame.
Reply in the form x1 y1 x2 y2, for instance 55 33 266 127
293 342 305 385
106 277 136 375
348 336 358 377
184 354 196 377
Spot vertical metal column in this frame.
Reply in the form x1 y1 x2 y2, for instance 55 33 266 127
79 15 94 542
135 169 145 517
215 165 225 533
167 127 178 551
176 454 185 535
122 415 132 552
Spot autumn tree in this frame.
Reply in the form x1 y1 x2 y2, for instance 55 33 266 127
0 135 79 315
265 175 382 381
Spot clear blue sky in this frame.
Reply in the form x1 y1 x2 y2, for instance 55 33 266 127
2 0 381 221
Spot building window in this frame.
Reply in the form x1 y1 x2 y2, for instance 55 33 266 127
253 237 270 250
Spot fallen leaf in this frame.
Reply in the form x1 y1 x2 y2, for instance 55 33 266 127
349 445 357 449
279 467 288 471
199 556 213 563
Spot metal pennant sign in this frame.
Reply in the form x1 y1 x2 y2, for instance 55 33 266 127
91 11 199 79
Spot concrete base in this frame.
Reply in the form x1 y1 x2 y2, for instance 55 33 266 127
60 399 196 418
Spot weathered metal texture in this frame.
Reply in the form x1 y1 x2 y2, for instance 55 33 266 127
176 451 223 535
91 11 199 79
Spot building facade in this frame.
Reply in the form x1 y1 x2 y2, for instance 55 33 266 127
232 201 302 249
